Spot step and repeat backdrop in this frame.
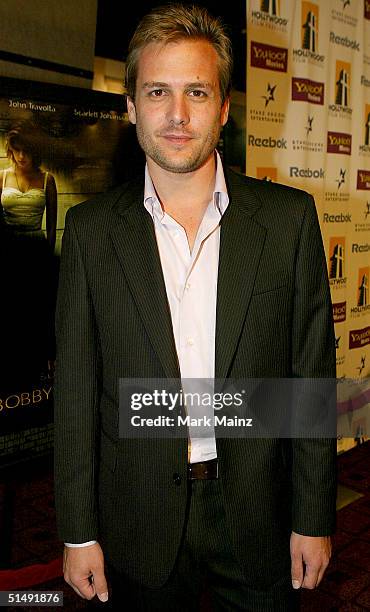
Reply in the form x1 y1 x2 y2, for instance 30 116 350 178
246 0 370 451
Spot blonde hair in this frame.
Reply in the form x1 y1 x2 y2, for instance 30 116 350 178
125 3 233 104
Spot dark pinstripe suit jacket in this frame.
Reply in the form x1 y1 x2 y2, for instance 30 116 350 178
54 168 336 590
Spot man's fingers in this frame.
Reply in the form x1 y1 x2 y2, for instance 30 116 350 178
97 591 109 603
301 564 319 590
90 570 109 602
65 574 94 600
301 557 330 590
315 559 330 587
290 551 304 590
290 533 331 591
63 543 108 602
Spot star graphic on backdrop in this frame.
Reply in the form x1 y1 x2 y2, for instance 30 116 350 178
262 83 277 108
365 202 370 220
336 168 346 190
305 115 314 138
357 356 366 376
335 337 340 350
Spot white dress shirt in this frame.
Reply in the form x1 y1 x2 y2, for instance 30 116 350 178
144 151 229 463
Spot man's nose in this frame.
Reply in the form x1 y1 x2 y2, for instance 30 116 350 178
166 94 190 126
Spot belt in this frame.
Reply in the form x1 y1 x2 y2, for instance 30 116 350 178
187 458 218 480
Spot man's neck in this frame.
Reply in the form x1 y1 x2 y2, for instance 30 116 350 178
147 153 218 253
147 153 217 218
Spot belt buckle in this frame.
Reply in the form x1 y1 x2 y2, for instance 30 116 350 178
188 459 218 480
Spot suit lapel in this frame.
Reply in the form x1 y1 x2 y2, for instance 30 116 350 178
108 171 267 383
109 181 180 379
215 173 267 382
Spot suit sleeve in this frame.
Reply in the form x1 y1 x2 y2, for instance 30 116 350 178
290 194 337 536
54 209 101 543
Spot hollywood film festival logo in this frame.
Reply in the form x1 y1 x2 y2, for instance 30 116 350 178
351 266 370 317
250 0 288 31
329 61 352 119
359 105 370 156
249 82 285 125
293 2 325 65
328 236 346 288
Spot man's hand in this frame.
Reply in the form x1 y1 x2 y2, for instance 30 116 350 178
63 543 108 602
290 531 331 590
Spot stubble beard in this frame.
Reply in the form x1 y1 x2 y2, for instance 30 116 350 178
135 122 221 174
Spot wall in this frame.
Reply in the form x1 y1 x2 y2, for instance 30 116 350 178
0 0 97 88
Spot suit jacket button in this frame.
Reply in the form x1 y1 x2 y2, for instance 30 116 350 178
173 473 182 486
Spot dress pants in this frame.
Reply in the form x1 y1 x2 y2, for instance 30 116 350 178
108 479 300 611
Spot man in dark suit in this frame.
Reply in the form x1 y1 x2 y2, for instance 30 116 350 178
54 4 336 610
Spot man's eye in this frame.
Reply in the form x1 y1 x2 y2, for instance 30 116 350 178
150 89 165 97
189 90 206 97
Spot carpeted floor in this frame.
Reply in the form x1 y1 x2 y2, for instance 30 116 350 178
1 441 370 610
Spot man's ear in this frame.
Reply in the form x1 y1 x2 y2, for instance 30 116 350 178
221 97 230 127
126 96 137 125
220 97 230 127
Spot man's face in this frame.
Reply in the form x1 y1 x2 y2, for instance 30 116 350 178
127 39 229 174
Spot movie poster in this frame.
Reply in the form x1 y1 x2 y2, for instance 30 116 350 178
0 77 140 461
